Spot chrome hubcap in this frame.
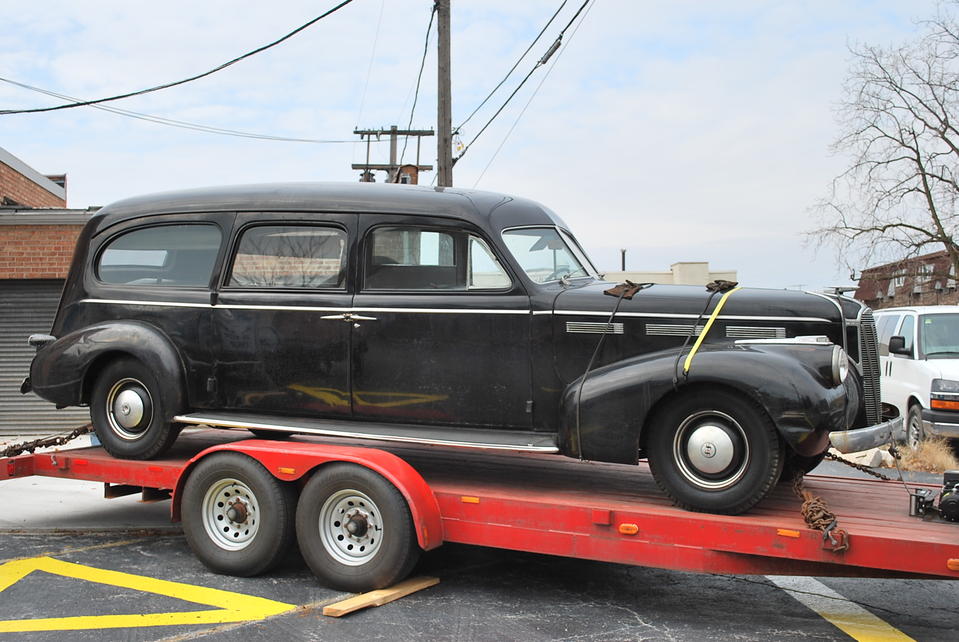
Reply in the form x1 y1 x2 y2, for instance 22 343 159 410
318 489 382 566
201 478 260 551
105 378 152 440
673 410 749 490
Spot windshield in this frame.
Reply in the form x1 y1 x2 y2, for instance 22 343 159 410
920 314 959 358
502 227 596 284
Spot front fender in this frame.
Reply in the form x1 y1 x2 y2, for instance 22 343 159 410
29 320 188 414
559 343 847 463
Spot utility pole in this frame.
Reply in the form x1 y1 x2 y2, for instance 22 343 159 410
436 0 453 187
352 127 434 183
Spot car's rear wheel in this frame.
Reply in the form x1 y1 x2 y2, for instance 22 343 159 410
91 357 179 460
296 463 420 592
182 453 297 576
907 404 925 448
647 390 784 514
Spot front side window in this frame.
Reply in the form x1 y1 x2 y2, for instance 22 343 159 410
898 315 915 354
364 226 510 291
228 225 347 289
877 313 902 356
97 224 221 287
502 227 596 284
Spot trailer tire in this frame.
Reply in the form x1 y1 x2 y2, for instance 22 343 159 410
296 463 420 592
647 390 784 515
91 357 179 460
182 453 297 577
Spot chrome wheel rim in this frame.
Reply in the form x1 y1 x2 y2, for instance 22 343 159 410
673 410 749 490
201 478 260 551
318 489 383 566
105 378 153 440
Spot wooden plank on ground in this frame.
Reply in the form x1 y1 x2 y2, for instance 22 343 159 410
322 576 440 617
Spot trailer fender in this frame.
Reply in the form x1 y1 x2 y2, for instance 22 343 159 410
171 441 443 551
560 342 847 463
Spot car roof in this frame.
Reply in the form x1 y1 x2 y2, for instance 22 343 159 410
874 305 959 315
88 182 566 234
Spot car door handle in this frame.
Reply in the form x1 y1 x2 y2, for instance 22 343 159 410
319 313 377 322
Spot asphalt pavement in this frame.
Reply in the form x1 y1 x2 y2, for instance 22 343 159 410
1 435 957 641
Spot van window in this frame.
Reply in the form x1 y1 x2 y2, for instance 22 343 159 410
876 314 902 356
97 224 221 287
920 314 959 358
228 225 347 289
898 315 915 355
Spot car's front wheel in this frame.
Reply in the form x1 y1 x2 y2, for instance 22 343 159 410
90 357 180 460
906 404 925 448
646 390 784 514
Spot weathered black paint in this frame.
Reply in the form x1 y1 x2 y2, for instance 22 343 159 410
27 182 871 466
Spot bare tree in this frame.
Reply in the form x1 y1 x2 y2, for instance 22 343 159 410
817 3 959 282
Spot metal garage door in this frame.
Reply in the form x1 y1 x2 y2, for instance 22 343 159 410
0 280 90 436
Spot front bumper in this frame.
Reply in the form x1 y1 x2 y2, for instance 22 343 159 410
829 416 902 453
921 408 959 439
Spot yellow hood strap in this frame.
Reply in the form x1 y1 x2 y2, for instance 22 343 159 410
682 286 742 375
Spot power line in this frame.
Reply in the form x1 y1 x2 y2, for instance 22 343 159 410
0 77 381 144
399 4 437 166
0 0 356 115
453 0 591 166
474 0 596 186
455 0 568 135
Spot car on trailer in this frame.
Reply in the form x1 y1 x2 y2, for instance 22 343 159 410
22 182 898 515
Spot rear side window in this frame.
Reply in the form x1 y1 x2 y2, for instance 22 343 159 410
228 225 347 289
97 224 221 287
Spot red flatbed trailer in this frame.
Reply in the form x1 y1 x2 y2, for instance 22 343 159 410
3 429 958 582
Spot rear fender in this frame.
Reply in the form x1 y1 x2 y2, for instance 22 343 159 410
171 442 444 551
29 320 187 413
560 343 847 463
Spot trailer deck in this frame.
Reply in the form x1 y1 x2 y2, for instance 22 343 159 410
3 429 958 581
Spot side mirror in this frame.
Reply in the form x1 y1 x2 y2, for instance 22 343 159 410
889 335 912 357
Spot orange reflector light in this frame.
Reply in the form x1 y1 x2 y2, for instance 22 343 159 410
777 529 801 538
931 399 959 411
277 467 296 475
618 523 639 535
948 559 959 571
461 496 480 504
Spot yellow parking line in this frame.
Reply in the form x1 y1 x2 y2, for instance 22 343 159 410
767 576 915 642
0 557 295 632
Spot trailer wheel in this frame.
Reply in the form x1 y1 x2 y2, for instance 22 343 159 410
647 391 784 514
182 453 297 576
296 463 420 592
91 357 179 460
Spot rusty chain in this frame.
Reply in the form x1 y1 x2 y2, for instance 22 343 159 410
0 423 93 459
823 450 897 481
791 471 849 552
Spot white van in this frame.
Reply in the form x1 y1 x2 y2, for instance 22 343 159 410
874 305 959 446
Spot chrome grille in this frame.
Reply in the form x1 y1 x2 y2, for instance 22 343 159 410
859 309 882 425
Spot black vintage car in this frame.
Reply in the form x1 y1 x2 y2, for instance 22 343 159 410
23 183 898 515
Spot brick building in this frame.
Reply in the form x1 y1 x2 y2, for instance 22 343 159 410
854 250 958 310
0 145 93 435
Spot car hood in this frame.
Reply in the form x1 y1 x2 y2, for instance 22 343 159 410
922 359 959 380
552 281 843 322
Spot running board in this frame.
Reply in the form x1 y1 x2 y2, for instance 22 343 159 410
173 412 559 453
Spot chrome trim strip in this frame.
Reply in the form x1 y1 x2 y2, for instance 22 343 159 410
80 299 532 315
566 321 624 334
174 415 560 452
735 335 832 346
554 310 832 322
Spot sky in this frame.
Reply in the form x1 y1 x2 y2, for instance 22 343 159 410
0 0 945 290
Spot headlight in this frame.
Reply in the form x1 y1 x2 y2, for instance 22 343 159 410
931 379 959 411
932 378 959 393
831 345 849 385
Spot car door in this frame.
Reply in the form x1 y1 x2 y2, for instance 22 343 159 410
885 313 924 411
350 214 532 428
212 213 356 417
